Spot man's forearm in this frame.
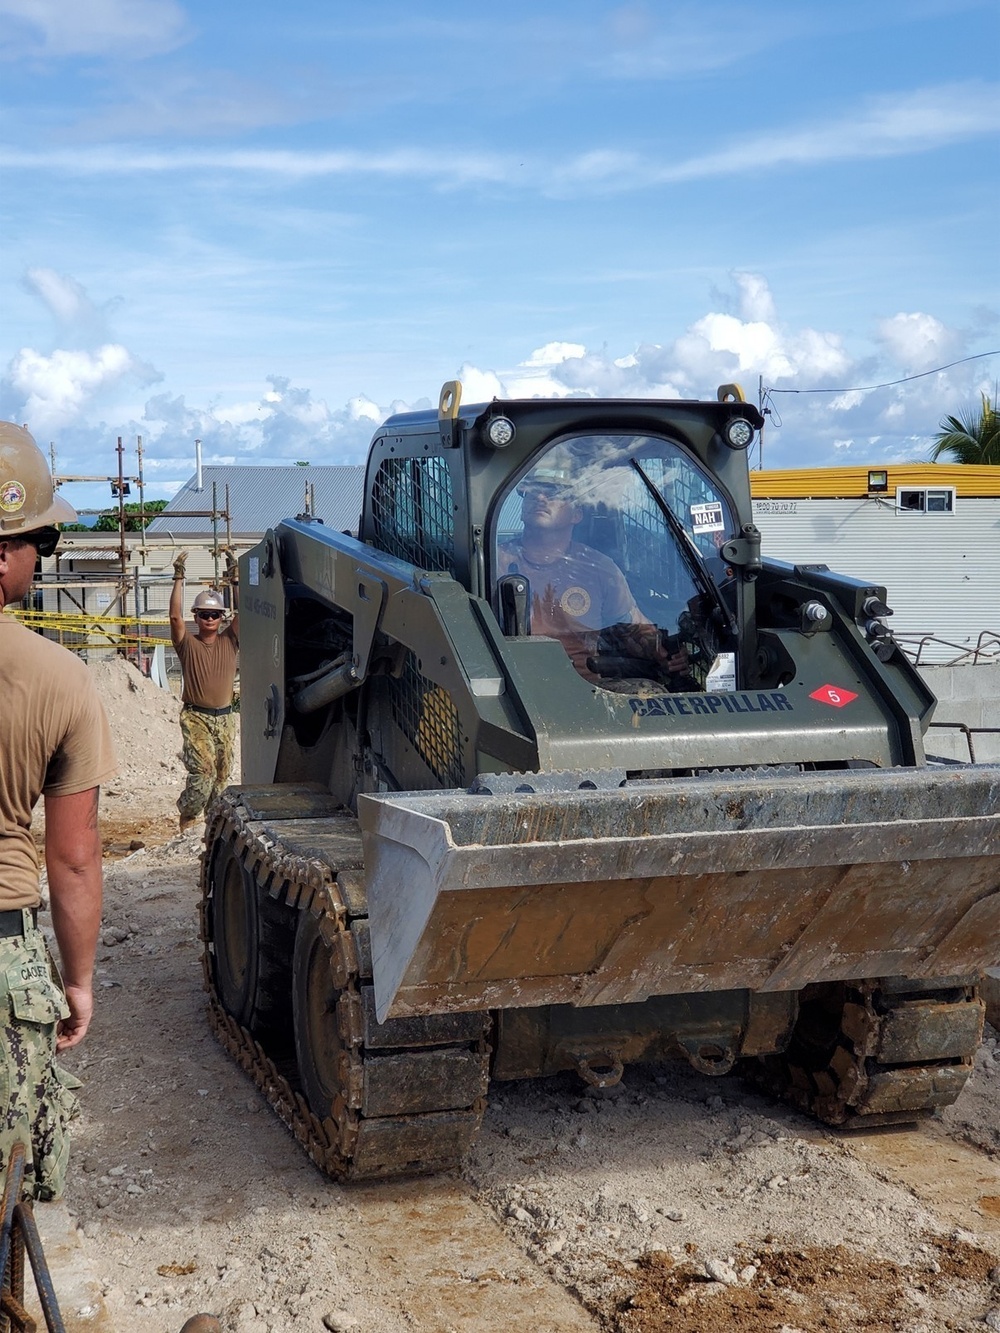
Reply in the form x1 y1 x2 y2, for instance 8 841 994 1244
169 570 184 621
48 862 102 989
44 790 103 989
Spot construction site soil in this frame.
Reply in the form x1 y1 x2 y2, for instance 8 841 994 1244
22 658 1000 1331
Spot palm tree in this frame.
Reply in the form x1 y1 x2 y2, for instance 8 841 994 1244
930 390 1000 464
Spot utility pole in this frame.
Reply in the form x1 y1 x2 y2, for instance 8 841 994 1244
757 375 765 471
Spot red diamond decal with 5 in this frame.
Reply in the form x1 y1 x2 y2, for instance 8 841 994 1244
810 684 859 708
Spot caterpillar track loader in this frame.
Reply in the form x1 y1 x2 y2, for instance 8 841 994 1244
201 382 999 1180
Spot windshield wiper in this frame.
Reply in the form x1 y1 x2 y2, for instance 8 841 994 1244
628 458 737 639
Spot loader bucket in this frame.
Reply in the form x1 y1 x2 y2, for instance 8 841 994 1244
358 765 1000 1022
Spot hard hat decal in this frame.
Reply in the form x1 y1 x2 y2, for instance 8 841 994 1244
560 586 592 618
690 501 725 534
809 684 859 708
0 481 26 513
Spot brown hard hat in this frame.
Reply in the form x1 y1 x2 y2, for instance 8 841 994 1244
0 422 77 533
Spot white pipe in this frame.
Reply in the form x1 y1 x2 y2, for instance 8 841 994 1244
195 438 203 491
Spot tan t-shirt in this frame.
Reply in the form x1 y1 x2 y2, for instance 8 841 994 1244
496 539 638 679
175 625 239 709
0 615 117 909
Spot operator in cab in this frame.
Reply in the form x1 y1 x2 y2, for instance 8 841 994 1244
496 453 691 688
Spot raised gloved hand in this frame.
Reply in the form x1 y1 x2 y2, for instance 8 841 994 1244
223 547 238 586
173 550 189 579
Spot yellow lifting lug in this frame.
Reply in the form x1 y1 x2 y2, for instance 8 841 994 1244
438 380 463 420
438 380 463 447
717 382 746 403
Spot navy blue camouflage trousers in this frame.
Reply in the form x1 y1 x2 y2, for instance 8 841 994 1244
0 915 80 1201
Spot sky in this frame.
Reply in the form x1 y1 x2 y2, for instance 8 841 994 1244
1 0 998 510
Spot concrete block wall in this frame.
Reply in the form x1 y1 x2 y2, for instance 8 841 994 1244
918 663 1000 763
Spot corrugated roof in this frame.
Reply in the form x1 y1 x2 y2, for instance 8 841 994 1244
750 463 1000 499
56 547 132 562
146 464 366 536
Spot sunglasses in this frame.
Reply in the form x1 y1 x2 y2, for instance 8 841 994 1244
20 526 61 558
517 482 571 501
195 610 223 621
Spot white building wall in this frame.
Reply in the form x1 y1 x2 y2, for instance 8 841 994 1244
752 496 1000 664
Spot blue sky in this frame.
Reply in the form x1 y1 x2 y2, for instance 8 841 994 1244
1 0 998 507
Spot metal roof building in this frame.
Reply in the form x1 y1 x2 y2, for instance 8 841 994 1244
749 463 1000 664
146 464 366 538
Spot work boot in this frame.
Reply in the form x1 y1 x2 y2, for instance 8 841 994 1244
178 815 198 836
178 1318 222 1333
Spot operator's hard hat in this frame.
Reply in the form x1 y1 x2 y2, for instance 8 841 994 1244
0 422 77 534
192 589 226 613
522 445 577 492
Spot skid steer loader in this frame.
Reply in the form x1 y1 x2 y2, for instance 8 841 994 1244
200 381 1000 1180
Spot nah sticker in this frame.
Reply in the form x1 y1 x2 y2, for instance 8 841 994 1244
690 501 725 534
810 684 859 708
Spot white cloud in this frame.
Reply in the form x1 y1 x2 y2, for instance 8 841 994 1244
876 312 958 372
523 342 587 368
24 268 90 325
4 82 996 195
137 377 393 468
651 82 1000 186
4 270 993 489
73 68 327 140
10 344 139 430
22 267 113 345
733 272 778 326
0 0 187 59
601 2 778 78
347 396 383 425
454 364 505 404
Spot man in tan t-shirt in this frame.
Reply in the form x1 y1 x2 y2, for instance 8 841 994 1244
497 459 690 685
0 422 116 1199
169 552 240 834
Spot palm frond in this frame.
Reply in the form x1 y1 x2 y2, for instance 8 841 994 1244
930 391 1000 465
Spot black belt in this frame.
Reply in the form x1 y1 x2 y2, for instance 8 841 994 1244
184 703 233 716
0 909 37 937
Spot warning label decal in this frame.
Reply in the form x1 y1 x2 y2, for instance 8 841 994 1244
809 684 859 708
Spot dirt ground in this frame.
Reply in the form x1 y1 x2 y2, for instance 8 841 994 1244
22 659 1000 1331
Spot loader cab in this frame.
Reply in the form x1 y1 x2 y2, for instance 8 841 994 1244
490 433 740 693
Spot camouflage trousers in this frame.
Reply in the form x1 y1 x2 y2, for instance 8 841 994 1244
178 707 236 821
0 915 81 1201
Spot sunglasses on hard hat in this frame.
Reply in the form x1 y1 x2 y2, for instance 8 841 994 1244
20 526 61 558
195 609 223 621
516 481 572 502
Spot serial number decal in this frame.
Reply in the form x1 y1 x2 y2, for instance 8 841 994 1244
753 500 798 514
250 596 278 620
629 691 793 718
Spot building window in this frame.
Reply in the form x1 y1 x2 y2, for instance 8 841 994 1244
896 487 955 514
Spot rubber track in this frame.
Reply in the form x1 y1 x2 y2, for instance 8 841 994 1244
751 980 984 1129
199 787 490 1180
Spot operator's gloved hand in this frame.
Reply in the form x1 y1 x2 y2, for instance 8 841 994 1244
173 550 189 579
223 547 238 586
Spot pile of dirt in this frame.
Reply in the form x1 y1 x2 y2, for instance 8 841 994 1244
605 1235 1000 1333
48 655 241 848
89 657 186 841
465 1063 1000 1333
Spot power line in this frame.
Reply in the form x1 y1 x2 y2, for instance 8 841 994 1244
764 349 1000 397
